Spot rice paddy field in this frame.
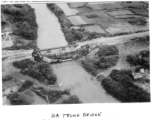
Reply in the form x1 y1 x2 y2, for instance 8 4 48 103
86 2 124 10
106 10 134 16
114 14 142 19
68 2 87 8
130 8 148 16
78 11 118 29
119 2 148 8
57 1 149 35
106 22 148 35
82 25 107 34
67 16 87 25
76 7 92 13
57 3 79 16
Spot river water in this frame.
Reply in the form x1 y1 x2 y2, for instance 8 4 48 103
30 4 67 49
30 3 119 103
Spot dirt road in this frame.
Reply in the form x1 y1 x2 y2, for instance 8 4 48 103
78 31 149 46
2 31 149 62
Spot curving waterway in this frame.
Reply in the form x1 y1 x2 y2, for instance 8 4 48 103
30 3 119 103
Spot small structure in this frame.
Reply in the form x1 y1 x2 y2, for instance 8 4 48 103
132 72 143 79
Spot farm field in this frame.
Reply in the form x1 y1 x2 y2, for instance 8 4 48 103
105 22 148 35
118 2 148 8
86 2 124 10
76 7 92 13
79 14 118 29
68 2 87 8
106 9 134 16
130 8 148 16
67 15 87 25
56 1 149 36
114 14 142 19
57 3 79 16
82 25 107 34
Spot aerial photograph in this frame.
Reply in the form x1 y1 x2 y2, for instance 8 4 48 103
2 1 150 105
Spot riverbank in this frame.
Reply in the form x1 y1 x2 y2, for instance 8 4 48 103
101 69 150 102
47 3 106 44
3 59 82 105
80 45 119 76
1 4 38 50
52 61 119 103
2 2 150 104
47 3 149 44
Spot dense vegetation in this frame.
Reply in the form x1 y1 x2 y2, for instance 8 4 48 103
1 4 38 40
8 86 82 105
128 17 147 26
126 50 150 70
81 60 98 76
62 95 82 104
97 45 119 57
81 45 119 76
47 3 106 44
2 75 13 81
13 59 57 85
33 87 82 104
8 92 31 105
101 69 150 102
47 90 70 103
18 80 34 92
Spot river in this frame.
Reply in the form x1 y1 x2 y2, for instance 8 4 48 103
30 3 119 103
30 4 67 49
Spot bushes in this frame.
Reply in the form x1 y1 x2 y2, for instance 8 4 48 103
47 3 106 44
97 55 119 69
33 87 81 104
96 45 119 69
62 95 82 104
28 62 57 84
101 69 150 102
34 87 71 103
97 45 119 57
101 77 127 101
2 75 13 81
47 90 69 103
81 45 119 76
8 93 31 105
18 80 34 92
126 50 150 70
13 59 57 85
33 62 57 84
109 69 135 88
81 60 98 76
128 18 147 26
13 59 36 69
1 4 38 40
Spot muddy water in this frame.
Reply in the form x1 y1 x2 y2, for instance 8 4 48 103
30 4 67 49
30 3 119 103
53 61 119 103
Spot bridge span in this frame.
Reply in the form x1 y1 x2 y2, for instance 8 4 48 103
33 44 91 63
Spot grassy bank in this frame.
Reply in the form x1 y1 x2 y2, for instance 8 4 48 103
81 45 119 76
47 3 107 44
13 59 57 85
8 86 82 105
101 69 150 102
